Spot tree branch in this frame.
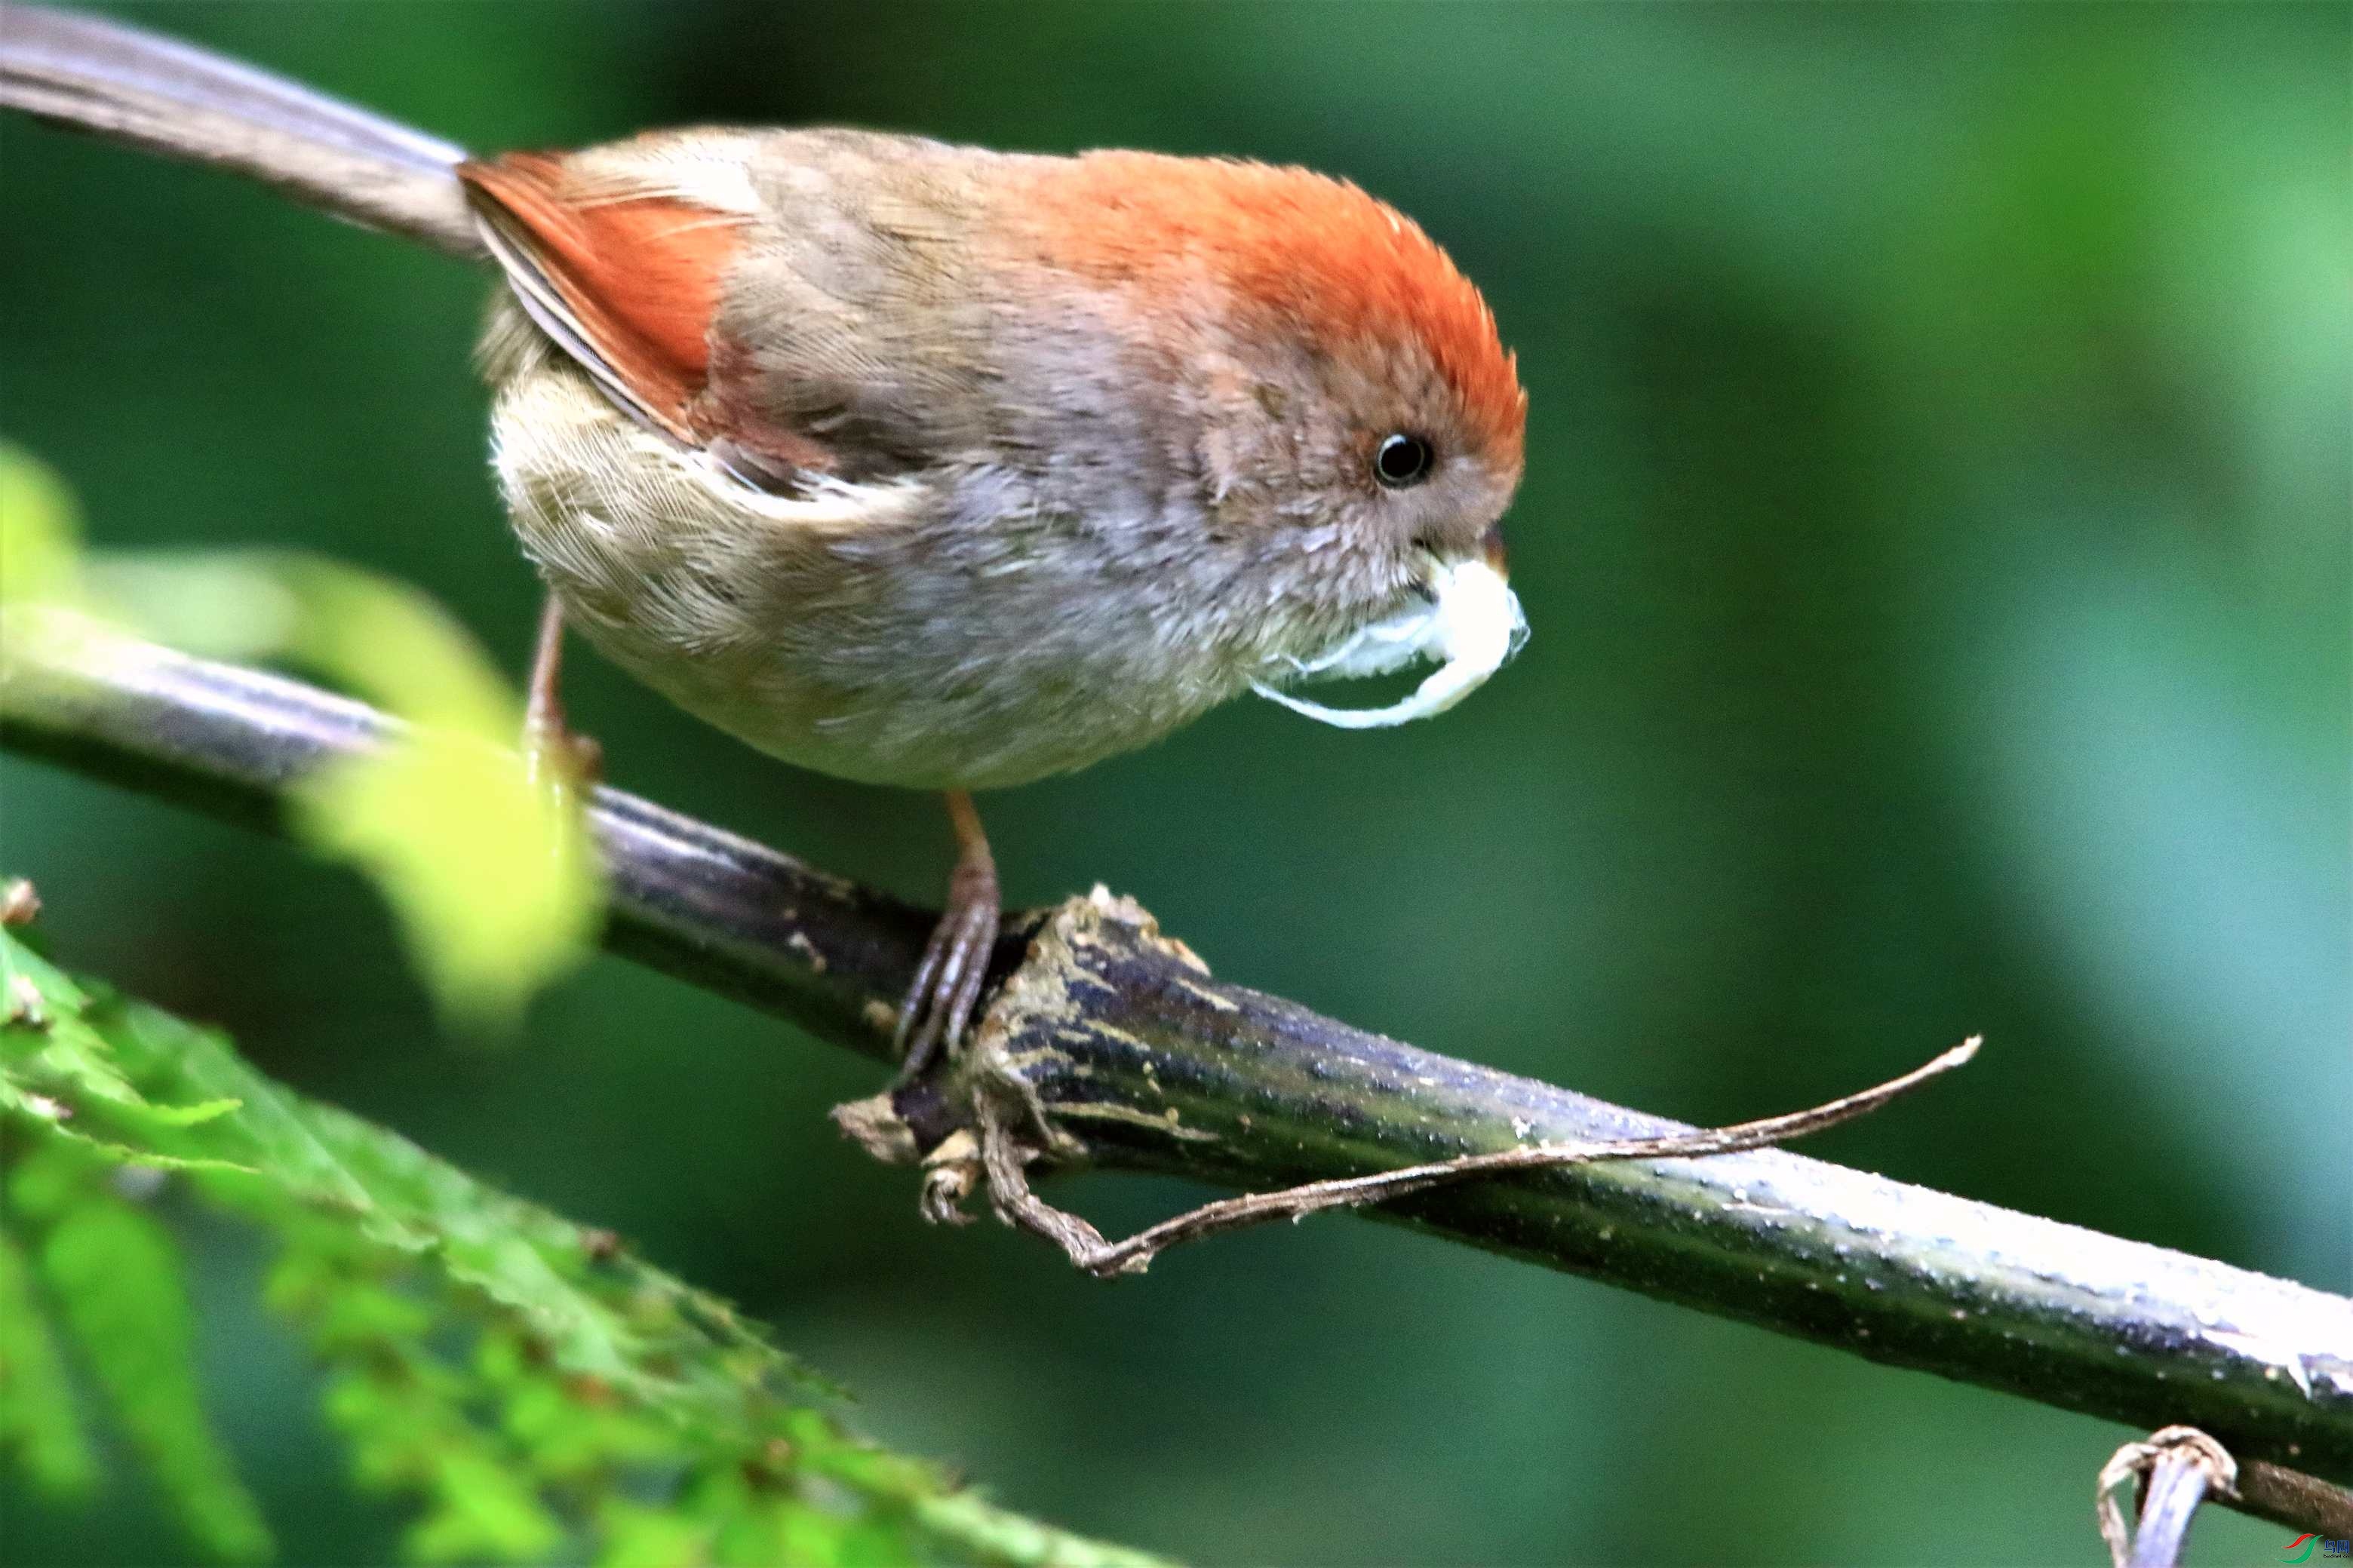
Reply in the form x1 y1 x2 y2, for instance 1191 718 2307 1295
5 618 2350 1499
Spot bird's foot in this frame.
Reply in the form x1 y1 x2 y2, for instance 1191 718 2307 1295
892 842 1000 1085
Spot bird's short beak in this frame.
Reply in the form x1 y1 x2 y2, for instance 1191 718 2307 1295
1252 555 1528 729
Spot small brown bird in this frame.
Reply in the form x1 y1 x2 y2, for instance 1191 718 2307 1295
0 6 1528 1072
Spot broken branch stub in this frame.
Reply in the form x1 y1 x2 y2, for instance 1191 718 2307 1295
835 888 1977 1278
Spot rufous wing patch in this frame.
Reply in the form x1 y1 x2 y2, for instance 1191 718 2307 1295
459 151 745 441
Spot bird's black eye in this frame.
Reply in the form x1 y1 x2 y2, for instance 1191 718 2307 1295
1374 433 1434 488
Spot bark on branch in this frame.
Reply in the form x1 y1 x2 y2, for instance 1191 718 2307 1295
5 618 2350 1498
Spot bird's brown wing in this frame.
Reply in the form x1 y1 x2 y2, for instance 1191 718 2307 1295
459 147 832 486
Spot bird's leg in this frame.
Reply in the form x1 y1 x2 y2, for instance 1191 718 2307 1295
521 594 602 788
893 790 1001 1084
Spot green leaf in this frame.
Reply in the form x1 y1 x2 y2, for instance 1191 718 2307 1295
0 1225 97 1498
292 726 601 1029
595 1499 713 1568
7 443 603 1037
23 1143 273 1563
0 443 85 609
0 933 256 1173
0 928 1173 1568
85 551 515 738
409 1444 566 1565
82 548 605 1026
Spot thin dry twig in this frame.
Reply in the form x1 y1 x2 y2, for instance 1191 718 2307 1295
978 1036 1982 1278
2236 1459 2353 1540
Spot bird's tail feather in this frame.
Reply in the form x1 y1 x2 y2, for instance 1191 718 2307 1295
0 3 481 256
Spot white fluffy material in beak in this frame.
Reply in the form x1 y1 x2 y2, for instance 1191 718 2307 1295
1253 558 1528 729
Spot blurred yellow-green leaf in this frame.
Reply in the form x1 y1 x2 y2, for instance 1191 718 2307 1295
0 443 85 611
293 727 600 1029
4 453 604 1027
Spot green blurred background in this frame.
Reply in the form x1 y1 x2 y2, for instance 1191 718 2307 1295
2 3 2346 1563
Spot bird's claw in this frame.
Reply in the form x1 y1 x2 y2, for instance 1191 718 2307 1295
892 861 1000 1085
